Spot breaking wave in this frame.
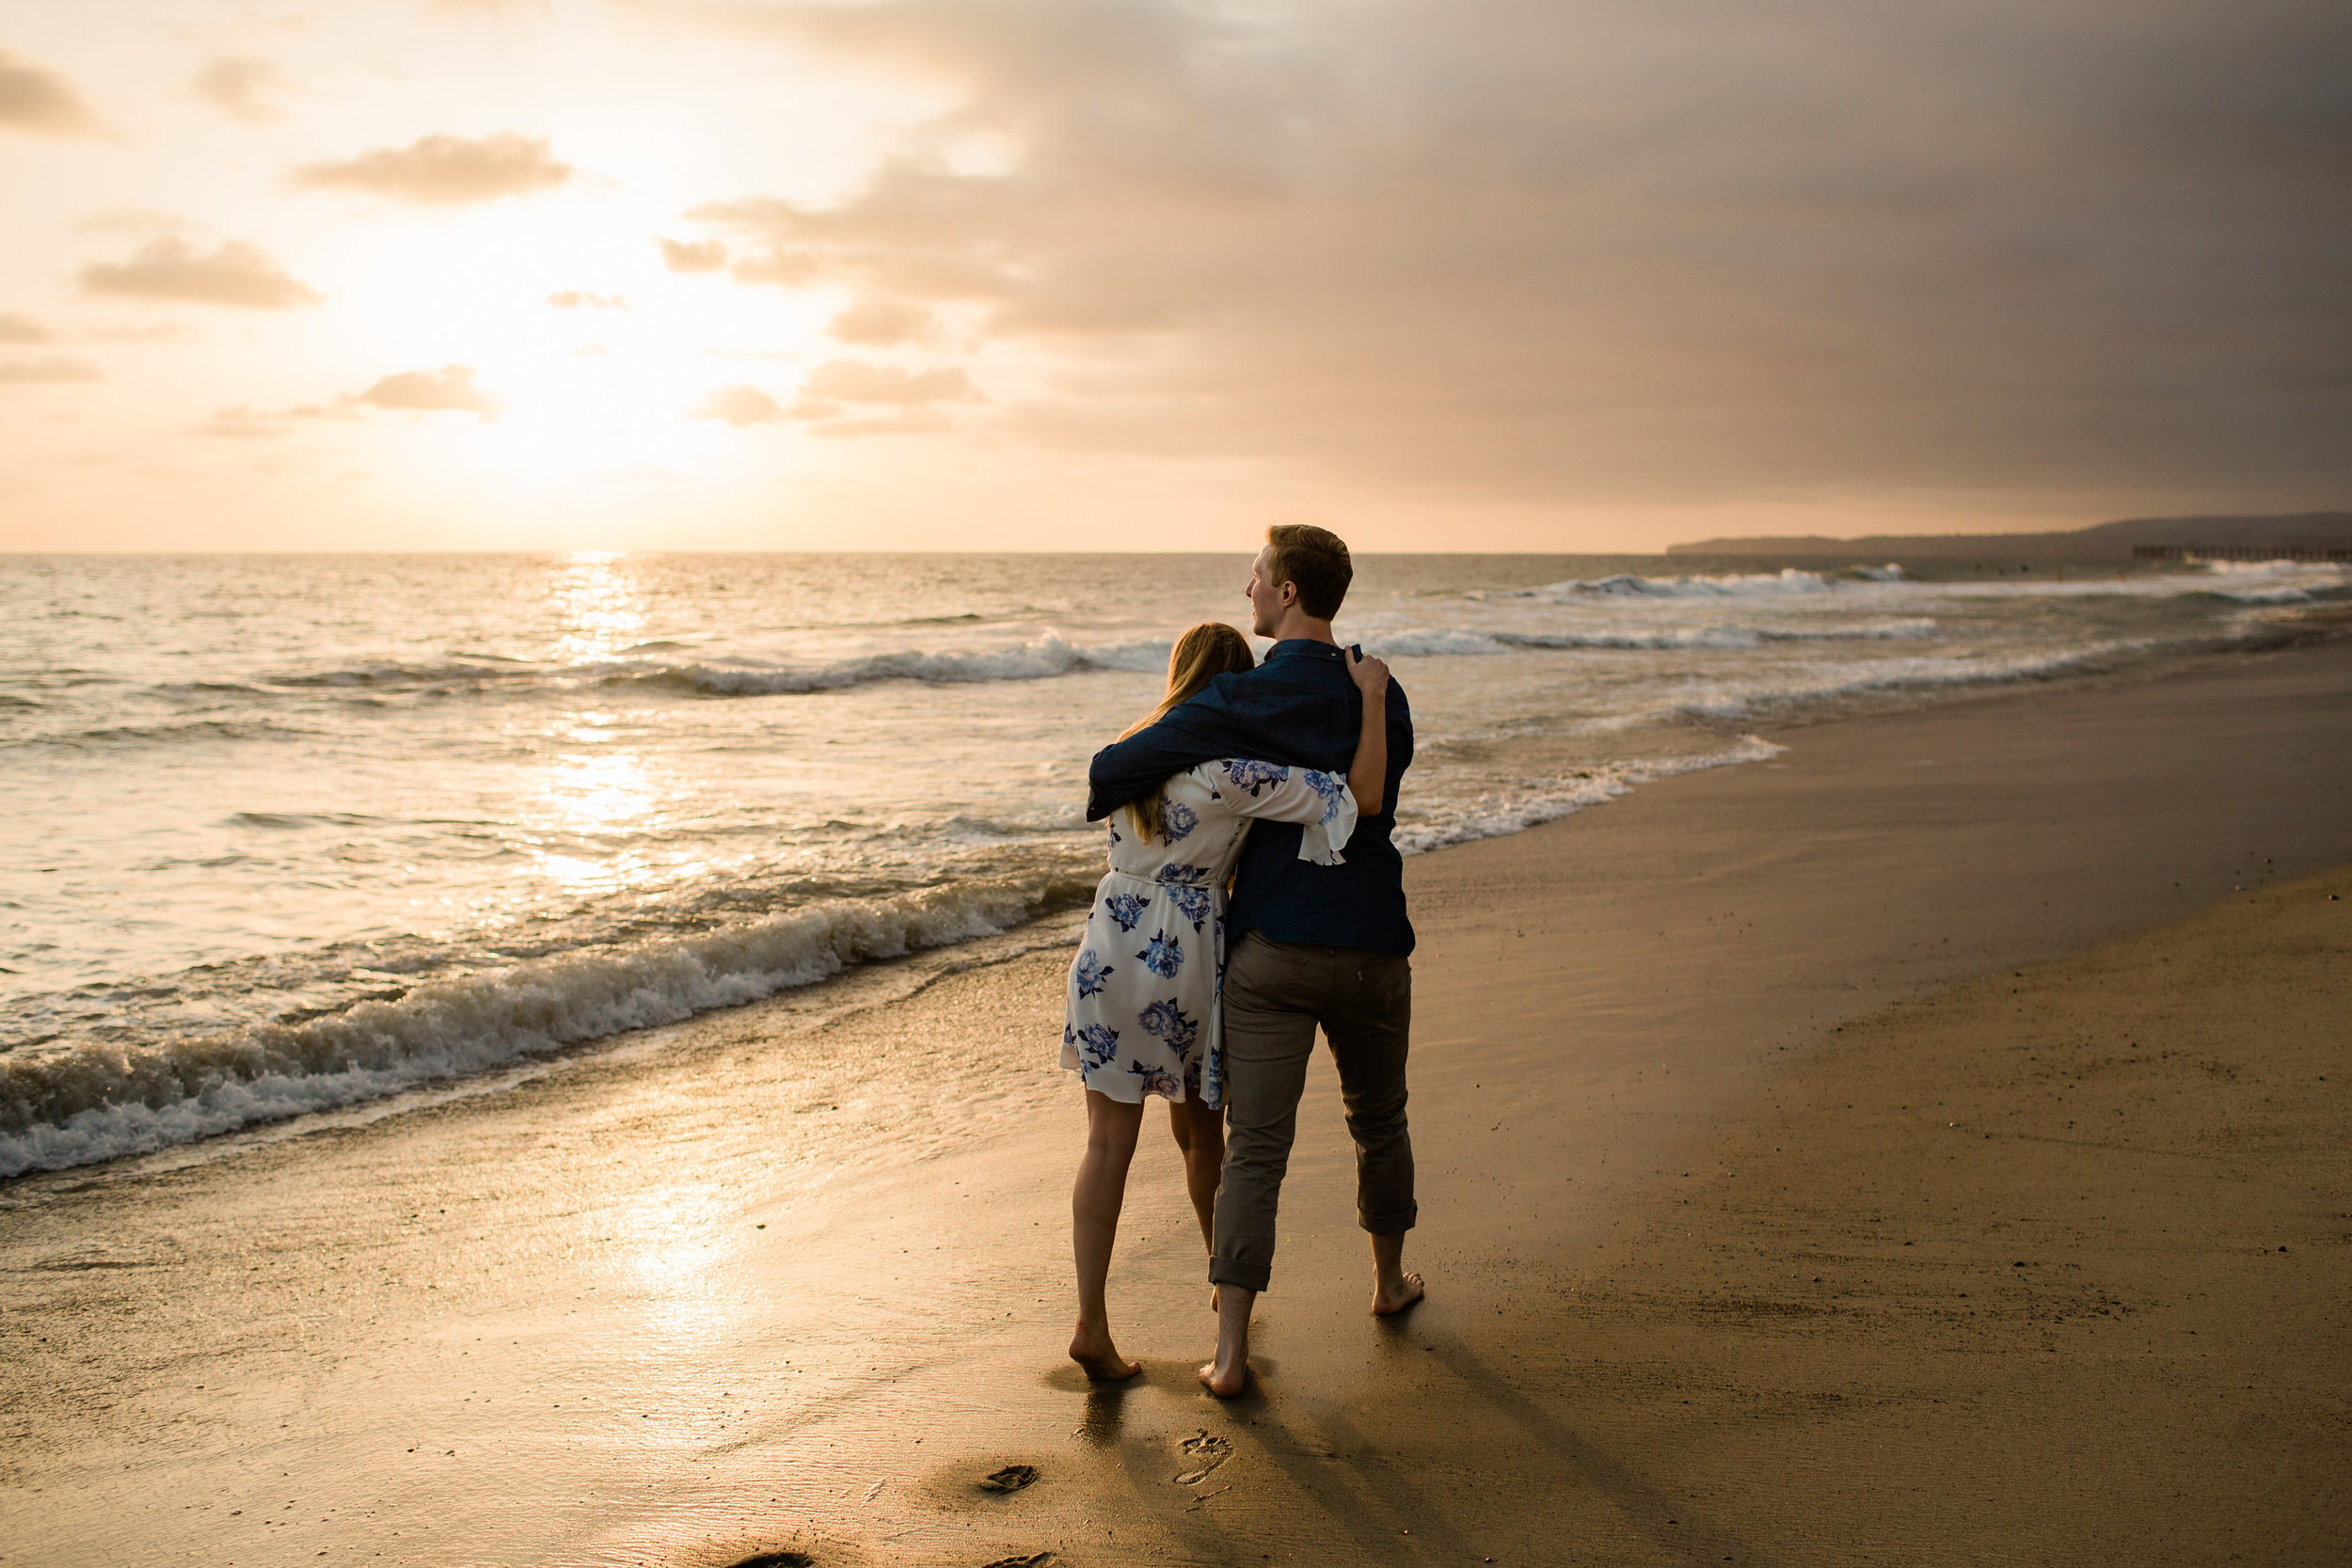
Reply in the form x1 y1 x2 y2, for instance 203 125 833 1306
627 634 1173 696
0 874 1089 1178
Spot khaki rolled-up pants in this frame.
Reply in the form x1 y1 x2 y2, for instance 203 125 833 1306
1209 931 1416 1292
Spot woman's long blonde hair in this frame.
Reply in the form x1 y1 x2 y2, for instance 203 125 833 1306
1120 622 1256 843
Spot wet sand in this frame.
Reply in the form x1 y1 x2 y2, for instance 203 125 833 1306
3 638 2350 1567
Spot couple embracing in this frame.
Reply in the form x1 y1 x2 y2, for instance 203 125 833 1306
1062 524 1422 1397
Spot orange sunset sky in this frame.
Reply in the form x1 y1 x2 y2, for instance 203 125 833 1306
2 0 2345 553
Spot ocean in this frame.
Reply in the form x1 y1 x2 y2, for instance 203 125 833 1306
4 549 2344 1178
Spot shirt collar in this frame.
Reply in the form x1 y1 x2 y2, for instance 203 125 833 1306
1263 638 1345 662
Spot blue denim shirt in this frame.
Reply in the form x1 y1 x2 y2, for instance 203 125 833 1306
1086 639 1415 955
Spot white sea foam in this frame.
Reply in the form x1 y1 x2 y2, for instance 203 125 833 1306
1473 568 1841 602
0 875 1084 1177
1649 641 2151 722
630 633 1173 695
1392 736 1788 854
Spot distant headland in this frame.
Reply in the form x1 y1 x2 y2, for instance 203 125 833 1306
1669 512 2352 562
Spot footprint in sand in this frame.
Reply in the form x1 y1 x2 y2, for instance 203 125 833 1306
723 1553 814 1568
1173 1430 1232 1485
977 1464 1040 1494
978 1555 1055 1567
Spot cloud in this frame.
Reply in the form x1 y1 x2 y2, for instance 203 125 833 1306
354 365 501 415
80 238 321 309
547 291 626 309
803 408 953 438
294 133 573 205
0 49 106 137
0 356 102 386
75 209 192 236
196 405 287 438
658 237 728 273
797 359 979 405
787 360 977 430
0 313 55 344
193 56 295 125
659 0 2352 507
691 384 784 425
828 298 937 346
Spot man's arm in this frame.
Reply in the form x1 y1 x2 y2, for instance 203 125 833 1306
1084 675 1257 821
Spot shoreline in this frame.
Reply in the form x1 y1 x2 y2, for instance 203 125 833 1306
9 607 2345 1184
3 637 2350 1566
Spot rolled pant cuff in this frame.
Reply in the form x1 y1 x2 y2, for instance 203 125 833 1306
1358 1203 1418 1235
1208 1257 1272 1292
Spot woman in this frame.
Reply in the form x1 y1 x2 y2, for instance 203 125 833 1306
1065 621 1391 1380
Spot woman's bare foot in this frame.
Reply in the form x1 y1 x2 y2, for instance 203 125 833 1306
1069 1320 1141 1382
1371 1270 1426 1316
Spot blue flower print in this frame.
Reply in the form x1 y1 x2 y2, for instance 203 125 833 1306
1155 863 1211 885
1073 1022 1120 1069
1137 1000 1200 1055
1221 758 1290 796
1128 1060 1184 1098
1104 892 1150 932
1166 883 1211 931
1303 768 1346 823
1160 800 1199 843
1138 934 1184 978
1073 949 1112 997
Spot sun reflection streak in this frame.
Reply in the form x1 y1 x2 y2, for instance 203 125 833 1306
550 552 648 664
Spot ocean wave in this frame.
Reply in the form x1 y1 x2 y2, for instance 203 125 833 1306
4 717 319 751
1392 736 1788 854
0 873 1092 1178
1658 641 2150 722
1494 619 1937 653
1471 568 1841 603
1359 619 1936 658
623 633 1173 696
259 660 542 690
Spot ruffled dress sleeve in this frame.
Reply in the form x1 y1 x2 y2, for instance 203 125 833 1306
1207 758 1359 865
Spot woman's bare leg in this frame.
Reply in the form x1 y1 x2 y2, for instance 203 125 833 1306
1168 1094 1225 1253
1070 1088 1148 1380
1170 1094 1227 1311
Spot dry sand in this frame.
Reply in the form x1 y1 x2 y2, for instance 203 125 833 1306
3 639 2349 1568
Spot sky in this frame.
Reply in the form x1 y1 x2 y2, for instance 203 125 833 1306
1 0 2345 553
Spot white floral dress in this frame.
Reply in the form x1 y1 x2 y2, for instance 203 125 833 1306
1063 758 1358 1107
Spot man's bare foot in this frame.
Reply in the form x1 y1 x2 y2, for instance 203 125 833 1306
1198 1282 1254 1396
1069 1320 1141 1381
1371 1270 1426 1316
1197 1351 1248 1398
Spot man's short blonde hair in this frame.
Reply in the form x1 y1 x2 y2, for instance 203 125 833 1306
1265 524 1353 620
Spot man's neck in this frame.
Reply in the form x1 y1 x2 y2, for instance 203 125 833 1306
1266 612 1337 644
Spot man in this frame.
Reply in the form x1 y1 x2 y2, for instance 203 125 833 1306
1086 524 1423 1397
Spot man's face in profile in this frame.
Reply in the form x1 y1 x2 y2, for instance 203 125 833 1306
1246 546 1287 637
